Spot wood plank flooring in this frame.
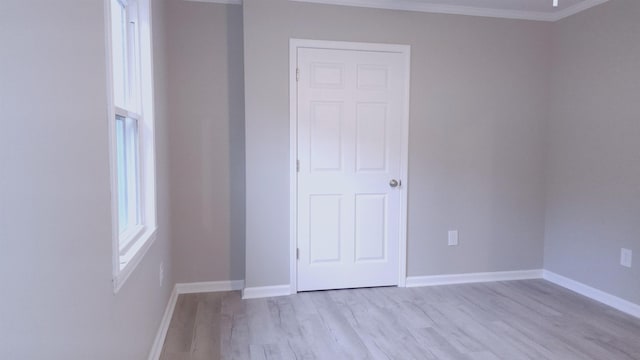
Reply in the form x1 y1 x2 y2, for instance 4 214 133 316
159 280 640 359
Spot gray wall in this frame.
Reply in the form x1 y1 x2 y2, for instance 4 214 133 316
0 0 173 358
243 0 550 288
166 1 245 284
545 0 640 304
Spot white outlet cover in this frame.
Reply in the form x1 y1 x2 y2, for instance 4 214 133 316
621 248 632 268
448 230 459 246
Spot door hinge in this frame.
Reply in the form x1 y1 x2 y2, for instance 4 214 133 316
296 160 300 172
296 68 300 82
296 248 300 260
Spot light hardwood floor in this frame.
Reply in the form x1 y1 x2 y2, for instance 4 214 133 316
159 280 640 359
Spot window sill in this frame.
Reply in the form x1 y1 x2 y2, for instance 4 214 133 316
113 226 158 293
119 224 145 253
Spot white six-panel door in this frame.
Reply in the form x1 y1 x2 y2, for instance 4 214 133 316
296 46 407 291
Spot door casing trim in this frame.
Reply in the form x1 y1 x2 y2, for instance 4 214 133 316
289 38 411 294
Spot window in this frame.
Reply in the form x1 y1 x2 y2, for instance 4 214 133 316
106 0 156 292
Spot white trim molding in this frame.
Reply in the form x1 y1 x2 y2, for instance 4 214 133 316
288 39 299 296
185 0 610 21
543 270 640 319
184 0 242 4
243 285 291 300
547 0 610 21
289 0 610 22
148 281 245 359
175 280 244 294
147 287 179 360
148 269 640 358
406 269 544 287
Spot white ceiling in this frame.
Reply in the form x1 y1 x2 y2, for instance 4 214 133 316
288 0 610 21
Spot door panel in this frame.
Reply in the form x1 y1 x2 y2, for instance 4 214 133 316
297 47 406 291
309 195 343 264
357 64 388 90
310 102 343 171
355 194 387 262
356 102 388 171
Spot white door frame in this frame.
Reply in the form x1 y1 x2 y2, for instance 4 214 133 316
289 38 411 294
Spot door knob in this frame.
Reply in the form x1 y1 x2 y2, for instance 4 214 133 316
389 179 400 188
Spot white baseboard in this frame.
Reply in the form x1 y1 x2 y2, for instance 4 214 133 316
148 280 245 359
147 269 639 359
175 280 244 294
406 269 543 287
148 286 179 360
543 270 640 319
242 284 291 299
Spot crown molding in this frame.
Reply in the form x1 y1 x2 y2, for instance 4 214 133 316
184 0 242 4
548 0 610 21
183 0 610 21
289 0 610 22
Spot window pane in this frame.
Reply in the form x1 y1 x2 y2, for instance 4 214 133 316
125 117 140 227
111 0 127 107
127 7 140 111
115 116 128 233
116 115 142 235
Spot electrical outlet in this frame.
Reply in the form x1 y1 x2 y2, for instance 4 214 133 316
448 230 459 246
621 248 632 268
159 262 165 287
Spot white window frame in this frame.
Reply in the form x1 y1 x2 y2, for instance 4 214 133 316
105 0 157 292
